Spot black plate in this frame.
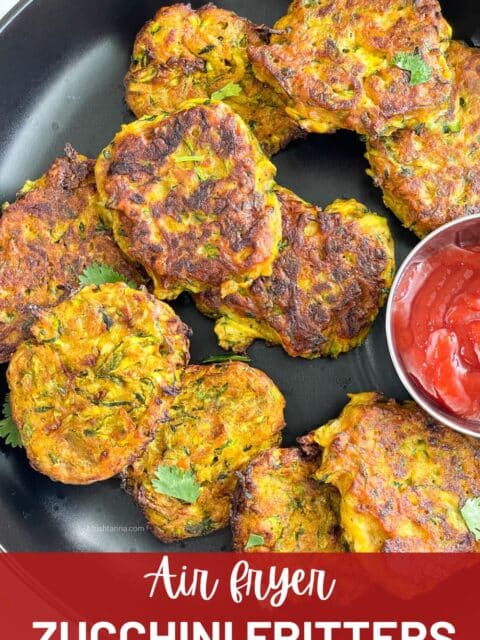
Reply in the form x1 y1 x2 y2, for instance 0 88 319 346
0 0 478 552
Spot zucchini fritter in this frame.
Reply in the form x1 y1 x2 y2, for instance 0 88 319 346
123 362 285 542
7 283 190 485
195 188 394 358
125 3 301 156
0 147 144 363
366 41 480 238
232 448 347 552
95 101 281 300
299 392 480 552
248 0 452 136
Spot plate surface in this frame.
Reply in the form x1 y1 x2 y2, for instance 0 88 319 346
0 0 478 551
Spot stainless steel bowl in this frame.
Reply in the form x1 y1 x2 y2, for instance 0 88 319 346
386 213 480 438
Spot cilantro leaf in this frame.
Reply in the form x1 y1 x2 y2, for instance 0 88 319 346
245 533 265 550
202 354 251 364
461 497 480 541
152 466 200 504
79 263 138 289
392 52 432 86
0 394 22 449
211 82 242 101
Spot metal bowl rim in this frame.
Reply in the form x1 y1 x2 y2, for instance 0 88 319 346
386 213 480 438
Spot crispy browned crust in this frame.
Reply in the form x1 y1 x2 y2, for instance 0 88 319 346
123 362 285 542
232 447 347 552
248 0 452 136
7 283 190 485
124 3 301 156
0 146 145 363
95 101 281 300
298 392 480 552
366 41 480 238
194 187 394 358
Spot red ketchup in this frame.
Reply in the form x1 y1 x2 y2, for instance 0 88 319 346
392 242 480 422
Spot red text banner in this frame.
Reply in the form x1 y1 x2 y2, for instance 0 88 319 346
0 553 478 639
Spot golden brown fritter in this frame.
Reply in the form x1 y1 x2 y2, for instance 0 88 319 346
366 41 480 238
232 447 347 552
194 187 394 358
248 0 452 136
298 392 480 552
123 362 285 542
7 283 190 485
0 147 145 364
95 101 281 300
125 3 301 156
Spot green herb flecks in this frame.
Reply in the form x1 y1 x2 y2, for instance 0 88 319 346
392 52 432 86
79 263 138 289
175 155 205 163
461 497 480 541
0 394 22 449
443 122 461 134
245 533 265 550
211 82 242 101
203 243 219 259
202 354 251 364
198 44 215 55
152 466 200 504
195 166 207 182
95 219 109 233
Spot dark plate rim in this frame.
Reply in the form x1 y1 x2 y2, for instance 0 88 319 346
0 0 33 35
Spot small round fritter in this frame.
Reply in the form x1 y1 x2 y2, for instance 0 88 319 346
125 3 301 157
366 42 480 238
248 0 452 136
123 362 285 542
95 101 281 300
195 187 394 358
232 448 347 552
298 392 480 552
7 283 190 485
0 146 144 363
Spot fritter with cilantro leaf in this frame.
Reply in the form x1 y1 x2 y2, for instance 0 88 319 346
124 3 301 156
95 101 281 300
366 42 480 238
299 392 480 552
195 187 394 358
0 146 145 363
7 283 190 484
123 362 285 542
232 448 347 552
248 0 452 136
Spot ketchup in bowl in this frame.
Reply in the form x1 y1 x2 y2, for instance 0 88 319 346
390 223 480 427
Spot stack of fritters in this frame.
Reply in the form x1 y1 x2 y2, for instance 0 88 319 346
124 3 301 157
233 393 480 553
195 188 394 358
242 0 480 235
97 102 394 358
0 146 145 363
